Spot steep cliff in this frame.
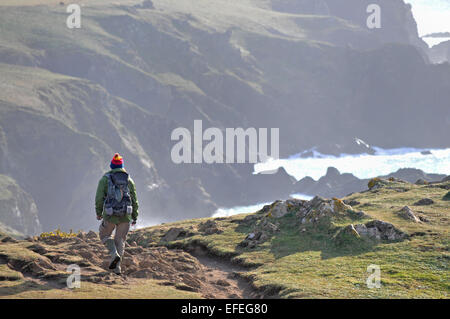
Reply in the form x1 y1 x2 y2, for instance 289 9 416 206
0 0 449 231
0 174 41 236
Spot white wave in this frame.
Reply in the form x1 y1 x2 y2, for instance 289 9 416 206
423 37 450 48
213 193 313 218
254 147 450 181
290 193 314 201
213 202 271 218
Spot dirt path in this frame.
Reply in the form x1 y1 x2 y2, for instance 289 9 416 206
1 234 263 299
185 245 258 299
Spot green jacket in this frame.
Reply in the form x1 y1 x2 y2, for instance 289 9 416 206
95 168 139 224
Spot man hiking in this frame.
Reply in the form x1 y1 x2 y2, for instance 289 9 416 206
95 153 139 275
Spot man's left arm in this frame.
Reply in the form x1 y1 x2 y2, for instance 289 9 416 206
95 176 107 219
129 178 139 222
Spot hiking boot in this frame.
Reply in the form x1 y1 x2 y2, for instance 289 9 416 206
105 238 121 270
114 262 122 275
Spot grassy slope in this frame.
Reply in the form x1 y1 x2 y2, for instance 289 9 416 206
131 180 449 298
0 181 448 299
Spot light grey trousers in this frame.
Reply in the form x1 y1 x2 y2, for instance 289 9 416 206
99 220 130 257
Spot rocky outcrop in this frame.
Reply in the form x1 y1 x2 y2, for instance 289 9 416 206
333 220 408 245
240 195 407 248
161 227 191 242
0 175 41 236
239 216 280 248
355 220 407 241
295 196 369 225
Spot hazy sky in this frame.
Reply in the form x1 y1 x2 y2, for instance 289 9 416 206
405 0 450 36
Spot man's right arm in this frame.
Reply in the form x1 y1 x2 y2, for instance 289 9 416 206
95 176 107 218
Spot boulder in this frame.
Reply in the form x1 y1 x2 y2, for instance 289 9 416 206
355 220 408 241
397 206 420 223
77 232 86 239
268 200 289 218
239 217 279 248
332 197 353 213
368 178 383 190
413 198 434 206
295 196 357 225
86 231 98 239
344 199 360 206
264 199 307 218
415 179 428 185
161 227 186 242
197 220 223 235
1 236 18 243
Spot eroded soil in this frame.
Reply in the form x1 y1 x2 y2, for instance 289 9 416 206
0 232 256 298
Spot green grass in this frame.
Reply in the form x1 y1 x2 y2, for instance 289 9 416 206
133 180 450 298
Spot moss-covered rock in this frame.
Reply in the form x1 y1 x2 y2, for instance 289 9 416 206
332 224 361 246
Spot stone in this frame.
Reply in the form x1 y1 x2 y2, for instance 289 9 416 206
268 200 289 218
413 198 434 206
86 231 98 239
333 224 360 245
353 211 369 218
77 232 86 239
415 179 428 185
344 199 361 206
363 220 408 241
161 227 186 242
247 233 256 240
198 220 223 235
1 236 18 243
295 196 355 225
397 206 420 223
332 197 353 213
216 279 230 286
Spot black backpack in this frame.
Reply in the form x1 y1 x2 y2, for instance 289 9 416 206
103 171 133 217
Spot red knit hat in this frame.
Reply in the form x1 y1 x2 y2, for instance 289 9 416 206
110 153 124 168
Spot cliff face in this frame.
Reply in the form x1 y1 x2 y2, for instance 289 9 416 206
428 40 450 64
270 0 428 52
0 175 41 236
0 0 449 232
